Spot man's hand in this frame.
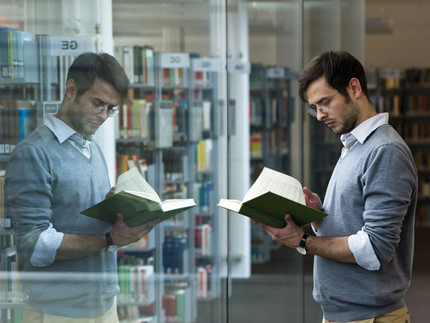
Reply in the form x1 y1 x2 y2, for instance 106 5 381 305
303 187 322 231
105 186 116 199
57 211 161 260
110 213 161 247
303 187 322 210
253 214 304 249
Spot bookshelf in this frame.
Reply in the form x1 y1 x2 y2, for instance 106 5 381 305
189 57 220 301
374 68 430 228
310 67 430 228
0 26 41 323
249 63 295 264
309 121 342 199
113 49 222 322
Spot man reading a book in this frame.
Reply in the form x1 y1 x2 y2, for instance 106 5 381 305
254 51 417 323
5 52 159 322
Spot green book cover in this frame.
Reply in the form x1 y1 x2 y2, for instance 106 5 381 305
81 167 196 227
218 167 328 228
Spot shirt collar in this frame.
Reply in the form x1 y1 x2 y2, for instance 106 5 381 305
340 112 389 146
44 114 95 145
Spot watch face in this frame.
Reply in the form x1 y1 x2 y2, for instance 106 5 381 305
107 244 118 252
296 247 306 255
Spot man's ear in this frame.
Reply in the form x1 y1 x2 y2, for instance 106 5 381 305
65 79 77 100
349 78 362 99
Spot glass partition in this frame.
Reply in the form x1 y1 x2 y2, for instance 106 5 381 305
0 0 364 322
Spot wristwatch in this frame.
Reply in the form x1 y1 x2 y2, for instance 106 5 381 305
105 232 118 252
296 233 309 255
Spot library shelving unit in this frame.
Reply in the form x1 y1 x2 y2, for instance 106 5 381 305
0 28 83 323
375 68 430 228
114 49 222 322
310 66 430 228
249 64 293 181
189 56 220 302
156 52 194 323
309 120 342 199
249 63 294 264
0 27 41 322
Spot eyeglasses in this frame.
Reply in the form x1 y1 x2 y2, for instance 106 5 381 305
84 93 119 118
307 91 338 118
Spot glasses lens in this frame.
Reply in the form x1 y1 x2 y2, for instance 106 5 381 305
308 108 317 117
108 107 119 118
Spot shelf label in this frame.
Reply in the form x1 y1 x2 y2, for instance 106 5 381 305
192 58 220 72
49 36 94 56
228 61 250 74
379 68 402 79
191 58 219 72
266 67 285 79
159 53 190 68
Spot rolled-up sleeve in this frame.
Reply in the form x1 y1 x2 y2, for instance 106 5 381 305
6 142 61 267
357 144 416 269
348 228 380 270
31 225 64 266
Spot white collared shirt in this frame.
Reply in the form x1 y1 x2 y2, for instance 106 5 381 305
340 112 389 158
44 114 95 159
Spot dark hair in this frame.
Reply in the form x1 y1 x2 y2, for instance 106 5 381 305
298 50 370 103
66 52 129 101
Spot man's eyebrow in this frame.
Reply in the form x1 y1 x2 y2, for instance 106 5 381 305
309 95 329 106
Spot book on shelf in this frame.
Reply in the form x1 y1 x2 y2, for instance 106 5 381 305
118 264 154 304
189 102 203 142
0 27 33 81
193 180 213 213
155 100 174 148
118 97 154 141
23 37 39 83
1 100 36 155
202 101 211 135
0 174 12 229
195 224 212 256
217 167 328 228
162 233 187 274
81 167 196 227
0 104 4 154
250 132 263 159
115 45 155 86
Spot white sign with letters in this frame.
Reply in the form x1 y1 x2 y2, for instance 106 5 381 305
266 67 285 79
192 58 220 72
228 61 250 74
49 36 94 56
159 53 190 68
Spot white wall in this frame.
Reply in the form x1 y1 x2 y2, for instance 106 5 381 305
366 0 430 69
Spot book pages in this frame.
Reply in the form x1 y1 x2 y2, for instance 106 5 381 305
116 167 161 202
243 167 305 205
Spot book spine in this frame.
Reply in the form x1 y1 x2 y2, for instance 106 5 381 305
0 105 4 155
0 28 9 78
0 176 6 229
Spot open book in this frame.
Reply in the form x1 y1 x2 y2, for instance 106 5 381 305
81 167 196 227
217 167 327 228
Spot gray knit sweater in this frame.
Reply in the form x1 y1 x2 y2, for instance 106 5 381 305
5 122 118 317
314 124 418 321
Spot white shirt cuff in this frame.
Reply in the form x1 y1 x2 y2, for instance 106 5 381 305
31 225 64 267
348 228 381 271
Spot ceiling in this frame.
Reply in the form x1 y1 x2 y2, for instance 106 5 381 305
0 0 389 39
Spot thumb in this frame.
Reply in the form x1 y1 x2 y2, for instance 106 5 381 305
284 213 294 226
303 187 316 204
115 212 125 224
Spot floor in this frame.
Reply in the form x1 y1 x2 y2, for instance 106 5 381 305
197 227 430 322
404 227 430 322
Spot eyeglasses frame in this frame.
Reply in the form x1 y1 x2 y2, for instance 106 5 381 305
307 91 338 118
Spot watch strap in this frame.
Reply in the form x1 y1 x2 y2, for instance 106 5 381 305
299 233 309 249
105 232 114 247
